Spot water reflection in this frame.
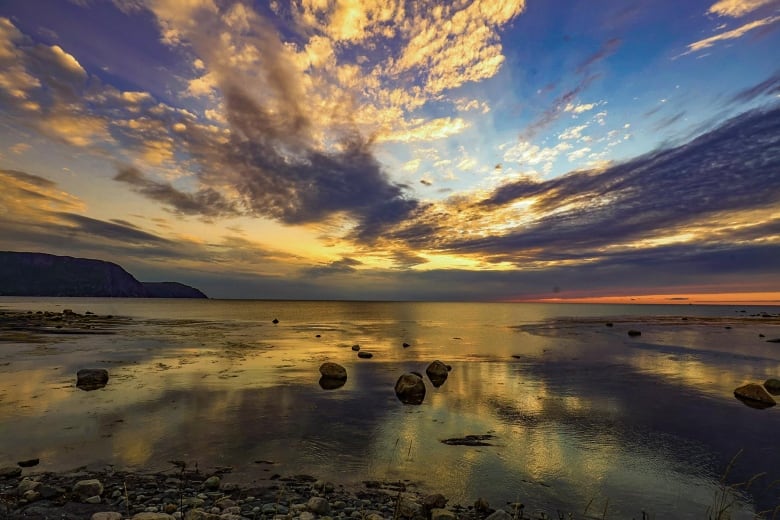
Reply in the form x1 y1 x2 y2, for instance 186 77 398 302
1 299 779 518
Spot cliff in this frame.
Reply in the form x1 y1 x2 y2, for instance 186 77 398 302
0 252 207 298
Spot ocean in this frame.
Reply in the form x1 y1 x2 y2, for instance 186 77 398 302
1 298 779 518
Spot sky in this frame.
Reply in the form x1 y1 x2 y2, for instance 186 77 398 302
0 0 778 302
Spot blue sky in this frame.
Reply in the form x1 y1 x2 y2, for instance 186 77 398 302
0 0 778 301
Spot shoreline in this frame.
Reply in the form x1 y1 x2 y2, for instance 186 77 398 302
0 465 539 520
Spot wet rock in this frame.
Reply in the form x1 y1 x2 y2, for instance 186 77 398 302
300 511 316 520
767 338 780 343
77 368 109 391
307 496 330 515
605 322 614 327
22 489 40 502
402 343 410 348
351 344 360 351
92 513 123 520
38 484 62 499
74 479 103 500
764 378 780 395
18 477 41 494
0 466 21 479
425 360 449 388
132 513 176 520
398 497 424 518
272 318 279 324
422 494 447 510
627 330 641 337
441 434 495 446
319 362 347 380
357 351 373 359
395 373 426 405
485 510 513 520
17 458 39 468
202 475 221 491
85 495 102 503
430 509 456 520
474 497 490 513
734 383 776 408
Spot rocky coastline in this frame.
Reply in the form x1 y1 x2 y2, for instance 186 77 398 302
0 465 534 520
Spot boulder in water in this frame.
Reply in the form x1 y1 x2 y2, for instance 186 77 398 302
734 383 776 408
426 360 449 387
76 369 109 391
395 373 426 405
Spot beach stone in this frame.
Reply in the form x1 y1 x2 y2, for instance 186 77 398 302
484 510 513 520
734 383 776 408
395 373 426 405
184 510 220 520
430 509 456 520
203 475 221 490
74 478 104 499
38 484 62 499
77 368 109 390
92 513 123 520
22 489 40 502
300 512 316 520
17 477 41 494
398 497 423 518
86 495 103 504
319 362 347 380
0 466 22 479
426 360 449 388
132 513 176 520
627 330 641 337
351 345 360 351
764 378 780 395
17 458 39 467
220 515 244 520
307 496 330 515
357 351 373 359
423 494 447 510
474 497 490 513
365 514 384 520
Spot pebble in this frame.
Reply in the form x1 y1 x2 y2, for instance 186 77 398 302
92 513 123 520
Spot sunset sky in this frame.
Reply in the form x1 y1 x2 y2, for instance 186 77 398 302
0 0 778 301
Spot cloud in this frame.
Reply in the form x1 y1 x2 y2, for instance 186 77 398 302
684 15 780 54
575 38 621 75
730 70 780 103
707 0 777 17
303 257 363 277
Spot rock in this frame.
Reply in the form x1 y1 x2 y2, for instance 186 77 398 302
38 484 62 499
402 343 410 348
425 360 449 388
627 330 641 337
474 497 490 513
92 513 123 520
202 475 221 490
0 466 21 479
734 383 776 408
132 513 176 520
300 512 316 520
17 477 40 493
184 510 220 520
17 458 39 467
767 338 780 343
605 322 614 327
74 478 104 499
485 510 513 520
22 490 40 502
307 496 330 515
395 373 426 405
357 351 373 359
319 376 346 390
430 509 456 520
441 434 495 446
365 513 384 520
351 345 360 351
77 368 109 391
86 495 103 504
422 494 447 510
398 497 423 518
272 318 279 324
765 378 780 395
319 362 347 380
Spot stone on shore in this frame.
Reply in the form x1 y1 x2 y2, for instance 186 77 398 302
627 330 641 337
426 360 449 388
357 351 373 359
351 344 360 351
485 510 513 520
202 475 221 490
431 508 456 520
765 378 780 395
734 383 776 408
74 478 103 499
17 458 39 467
319 362 347 380
92 513 122 520
76 368 109 391
0 466 21 479
395 373 426 405
131 513 176 520
307 496 331 515
398 496 424 518
423 494 447 510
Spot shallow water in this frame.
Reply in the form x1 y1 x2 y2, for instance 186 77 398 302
1 298 779 518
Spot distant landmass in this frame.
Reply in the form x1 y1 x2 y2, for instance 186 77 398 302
0 251 207 298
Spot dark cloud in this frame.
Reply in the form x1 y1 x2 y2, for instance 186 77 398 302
0 169 56 188
55 212 172 245
403 105 780 262
114 167 240 218
730 71 780 104
575 38 621 75
303 257 362 278
520 74 600 140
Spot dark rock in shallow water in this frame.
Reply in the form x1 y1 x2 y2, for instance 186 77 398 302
766 338 780 343
17 458 39 468
76 368 109 391
423 494 448 510
627 330 641 337
272 318 279 324
351 344 360 351
441 434 495 446
319 376 346 390
605 322 614 327
426 360 449 388
395 373 426 405
357 351 373 359
320 361 347 390
764 378 780 395
403 342 410 348
734 383 776 408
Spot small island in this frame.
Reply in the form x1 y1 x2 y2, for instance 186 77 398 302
0 252 207 298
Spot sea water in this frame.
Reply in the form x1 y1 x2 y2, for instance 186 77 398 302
1 298 779 518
